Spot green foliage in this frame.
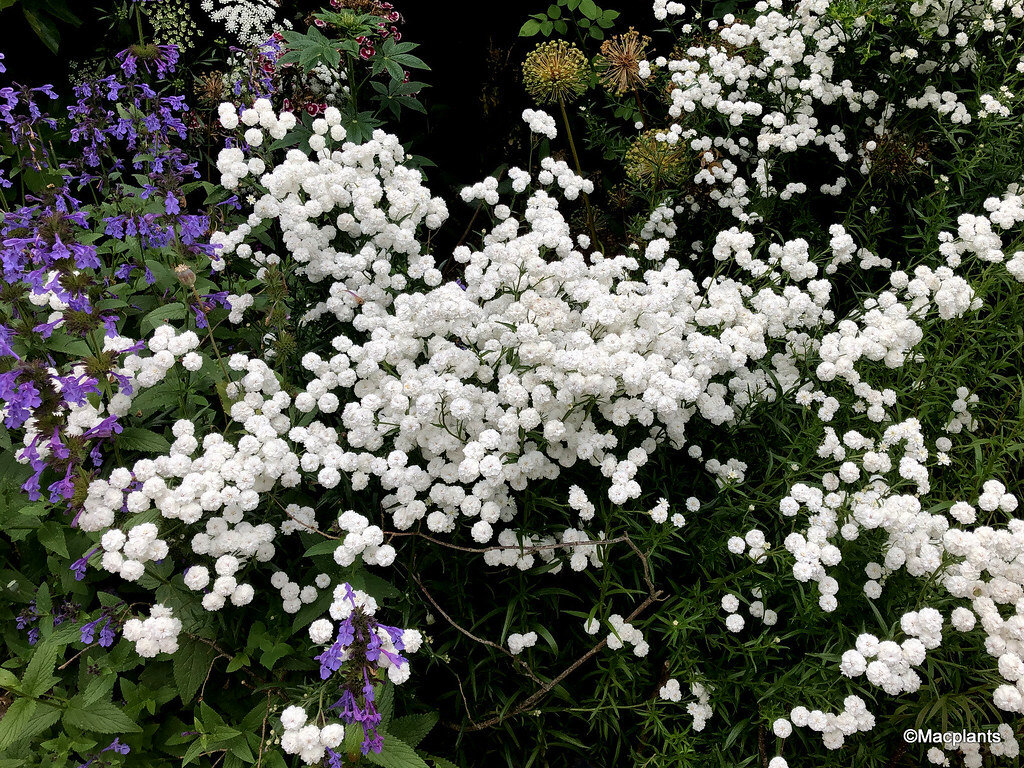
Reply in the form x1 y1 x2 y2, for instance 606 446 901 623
520 0 620 41
0 0 81 54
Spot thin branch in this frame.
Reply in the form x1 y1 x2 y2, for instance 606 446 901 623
454 588 663 732
411 571 543 686
387 530 627 555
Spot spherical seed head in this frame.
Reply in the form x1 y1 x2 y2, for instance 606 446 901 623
523 40 589 104
625 129 691 185
595 28 650 95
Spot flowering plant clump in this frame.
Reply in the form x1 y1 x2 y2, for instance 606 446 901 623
3 1 1024 767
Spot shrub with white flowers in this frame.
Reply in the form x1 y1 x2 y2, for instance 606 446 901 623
5 0 1024 766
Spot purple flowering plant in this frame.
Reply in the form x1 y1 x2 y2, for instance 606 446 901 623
0 9 440 766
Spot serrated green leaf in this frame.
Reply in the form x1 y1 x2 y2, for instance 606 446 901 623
174 638 217 703
37 521 69 558
392 53 429 70
116 427 171 453
365 735 429 768
63 700 142 734
386 713 437 748
21 634 65 697
0 699 36 749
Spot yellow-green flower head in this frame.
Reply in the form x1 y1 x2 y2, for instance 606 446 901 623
523 40 589 104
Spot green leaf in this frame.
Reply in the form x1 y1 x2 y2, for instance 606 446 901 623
63 700 142 734
383 58 406 82
174 638 218 703
365 735 429 768
304 540 339 558
22 6 59 53
0 668 20 691
81 674 117 705
36 521 69 558
17 703 61 744
0 699 36 750
140 302 187 335
21 634 64 697
258 641 291 670
41 0 80 25
116 427 172 453
392 53 429 70
579 0 599 19
429 758 458 768
386 713 438 748
547 4 561 18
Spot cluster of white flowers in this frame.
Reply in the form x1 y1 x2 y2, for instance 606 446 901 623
726 529 769 562
926 723 1020 767
606 613 648 656
199 0 286 46
279 706 346 766
536 156 594 200
639 202 678 240
521 108 557 140
507 631 538 655
839 611 941 696
657 678 713 731
653 0 687 22
332 510 396 567
99 523 167 582
41 0 1024 758
789 696 875 750
270 570 319 614
122 604 182 658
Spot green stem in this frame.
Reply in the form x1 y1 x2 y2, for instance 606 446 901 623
633 89 647 126
557 97 601 253
135 4 146 46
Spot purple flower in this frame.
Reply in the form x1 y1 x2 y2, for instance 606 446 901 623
98 619 117 648
0 375 42 429
0 324 18 359
77 737 131 768
115 44 180 80
70 547 98 581
80 617 100 644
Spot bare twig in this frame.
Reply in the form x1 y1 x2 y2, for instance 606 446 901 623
454 587 663 732
387 530 627 555
411 572 543 686
425 533 663 732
